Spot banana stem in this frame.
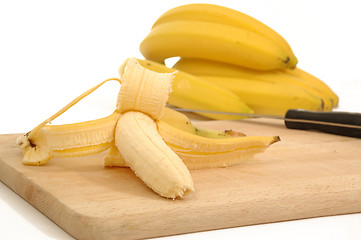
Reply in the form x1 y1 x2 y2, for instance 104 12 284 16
28 78 121 139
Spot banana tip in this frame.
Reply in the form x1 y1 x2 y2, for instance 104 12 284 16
287 56 298 69
271 136 281 144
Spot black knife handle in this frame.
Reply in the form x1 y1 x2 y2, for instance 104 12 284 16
284 109 361 138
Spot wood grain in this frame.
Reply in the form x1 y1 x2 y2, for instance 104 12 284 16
1 118 361 240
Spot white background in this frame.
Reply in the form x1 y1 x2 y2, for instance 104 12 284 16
1 0 361 239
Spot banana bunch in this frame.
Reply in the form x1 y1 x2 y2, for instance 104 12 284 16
140 3 297 71
17 58 279 199
140 3 338 117
173 58 339 116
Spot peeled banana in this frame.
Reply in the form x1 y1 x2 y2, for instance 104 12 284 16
17 57 279 199
114 58 195 198
115 111 194 198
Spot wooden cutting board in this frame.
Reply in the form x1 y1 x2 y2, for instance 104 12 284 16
1 118 361 240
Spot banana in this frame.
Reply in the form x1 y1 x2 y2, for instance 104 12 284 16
140 20 295 71
136 59 254 120
151 3 297 66
115 58 194 198
115 111 194 198
173 58 335 111
17 58 194 198
282 67 339 107
198 75 324 116
17 57 280 199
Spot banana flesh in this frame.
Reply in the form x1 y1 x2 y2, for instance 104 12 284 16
17 57 279 199
115 111 194 198
114 58 194 198
117 58 174 120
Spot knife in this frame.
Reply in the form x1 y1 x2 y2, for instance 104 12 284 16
168 106 361 138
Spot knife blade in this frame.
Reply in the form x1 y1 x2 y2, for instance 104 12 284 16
168 106 361 138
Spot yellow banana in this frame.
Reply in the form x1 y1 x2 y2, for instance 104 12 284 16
198 75 324 116
173 58 334 111
17 57 280 199
151 3 297 66
114 58 194 198
282 67 339 107
136 59 253 120
140 20 295 71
